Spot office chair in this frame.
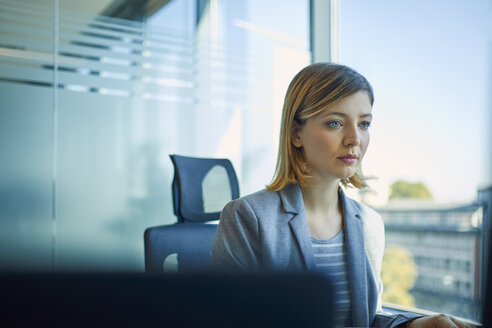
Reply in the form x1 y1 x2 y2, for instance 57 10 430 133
144 154 239 273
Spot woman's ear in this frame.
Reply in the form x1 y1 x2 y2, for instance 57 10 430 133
291 121 303 148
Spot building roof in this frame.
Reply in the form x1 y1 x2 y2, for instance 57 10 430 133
375 199 480 213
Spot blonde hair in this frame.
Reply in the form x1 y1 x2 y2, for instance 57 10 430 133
267 63 374 191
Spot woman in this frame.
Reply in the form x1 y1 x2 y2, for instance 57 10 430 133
211 63 469 328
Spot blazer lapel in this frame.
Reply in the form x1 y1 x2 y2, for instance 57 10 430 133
288 213 316 270
279 184 316 271
340 188 370 327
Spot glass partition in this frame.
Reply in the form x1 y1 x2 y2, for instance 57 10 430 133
0 0 54 271
0 0 311 271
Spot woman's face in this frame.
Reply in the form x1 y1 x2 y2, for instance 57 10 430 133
292 90 372 182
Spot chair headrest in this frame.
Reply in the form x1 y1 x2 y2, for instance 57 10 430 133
170 154 240 222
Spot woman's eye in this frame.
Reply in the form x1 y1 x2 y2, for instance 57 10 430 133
326 120 341 128
359 121 372 129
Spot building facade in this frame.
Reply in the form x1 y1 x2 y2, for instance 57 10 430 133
377 200 483 321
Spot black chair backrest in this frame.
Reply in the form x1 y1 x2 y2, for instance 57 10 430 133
144 155 239 273
170 154 239 223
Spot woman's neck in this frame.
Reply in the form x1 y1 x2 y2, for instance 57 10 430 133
301 179 343 239
301 178 340 214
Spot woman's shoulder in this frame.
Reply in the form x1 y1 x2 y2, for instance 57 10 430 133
346 197 385 256
360 202 385 243
224 188 282 213
344 195 383 224
343 195 385 239
358 201 383 225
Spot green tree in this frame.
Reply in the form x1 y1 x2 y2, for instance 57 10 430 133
389 180 433 200
381 244 416 307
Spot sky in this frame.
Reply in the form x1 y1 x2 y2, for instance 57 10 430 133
338 0 492 205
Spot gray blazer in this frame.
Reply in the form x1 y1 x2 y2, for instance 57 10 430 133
211 183 421 327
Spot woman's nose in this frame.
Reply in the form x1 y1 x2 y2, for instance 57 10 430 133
343 124 360 147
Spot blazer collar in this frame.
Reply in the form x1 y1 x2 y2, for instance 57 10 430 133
278 183 304 214
278 182 362 218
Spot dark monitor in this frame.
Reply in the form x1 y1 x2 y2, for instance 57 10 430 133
0 272 334 327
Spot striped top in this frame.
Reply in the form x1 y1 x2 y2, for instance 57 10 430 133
311 230 351 328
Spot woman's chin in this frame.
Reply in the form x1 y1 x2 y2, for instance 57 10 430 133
338 169 357 180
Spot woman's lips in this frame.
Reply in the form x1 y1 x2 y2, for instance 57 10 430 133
337 155 357 164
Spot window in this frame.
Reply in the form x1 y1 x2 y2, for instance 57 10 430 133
339 0 491 322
